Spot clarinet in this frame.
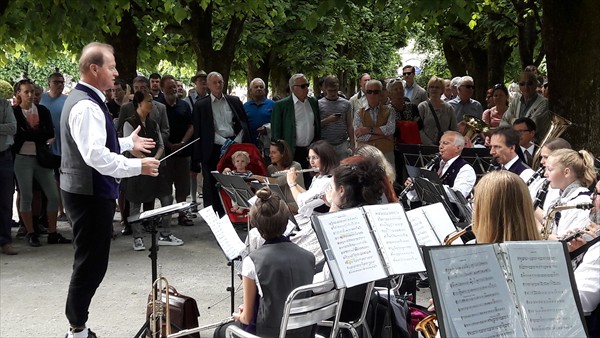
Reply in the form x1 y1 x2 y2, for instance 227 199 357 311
526 167 545 186
533 180 550 209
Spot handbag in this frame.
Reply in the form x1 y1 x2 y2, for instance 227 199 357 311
146 285 201 338
396 120 421 144
36 143 61 169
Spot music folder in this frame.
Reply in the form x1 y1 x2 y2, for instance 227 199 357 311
311 203 426 289
405 203 462 246
423 241 588 338
127 202 193 224
199 206 246 261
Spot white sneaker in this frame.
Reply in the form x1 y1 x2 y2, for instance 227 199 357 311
133 237 145 251
158 234 184 246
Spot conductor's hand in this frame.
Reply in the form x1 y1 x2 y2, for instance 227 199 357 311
141 157 160 177
131 126 156 153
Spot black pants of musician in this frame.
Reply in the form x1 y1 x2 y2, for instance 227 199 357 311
62 191 115 328
293 146 312 186
201 144 225 216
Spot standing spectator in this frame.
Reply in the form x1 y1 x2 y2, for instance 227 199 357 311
149 72 164 101
0 97 17 255
106 79 128 119
441 79 454 101
187 71 209 210
60 42 159 337
192 71 251 216
244 78 274 150
186 70 208 110
12 79 71 247
349 73 371 114
402 65 428 105
271 73 321 184
485 88 494 109
386 79 422 145
418 76 457 146
318 75 354 161
448 76 483 121
176 80 186 99
353 79 395 169
159 75 194 226
482 84 509 128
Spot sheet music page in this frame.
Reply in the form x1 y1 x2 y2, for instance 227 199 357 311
502 241 587 337
428 245 525 337
199 206 246 261
405 209 440 246
363 204 425 274
315 208 387 288
139 202 191 219
421 203 462 244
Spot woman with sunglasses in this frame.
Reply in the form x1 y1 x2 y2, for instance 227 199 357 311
252 139 305 212
482 84 509 128
12 79 71 247
543 148 596 237
418 76 457 146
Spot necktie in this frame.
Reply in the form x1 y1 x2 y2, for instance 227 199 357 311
525 149 533 166
437 161 445 177
501 164 506 170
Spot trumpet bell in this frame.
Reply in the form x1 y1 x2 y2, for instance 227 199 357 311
461 115 490 141
531 113 572 170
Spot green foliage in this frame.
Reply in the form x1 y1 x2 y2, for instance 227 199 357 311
0 80 12 99
0 51 79 88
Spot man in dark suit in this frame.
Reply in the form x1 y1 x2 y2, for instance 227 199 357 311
192 71 250 215
513 117 537 167
271 73 321 182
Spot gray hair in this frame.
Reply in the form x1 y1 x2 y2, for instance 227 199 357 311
386 78 404 91
458 76 474 87
450 76 461 88
355 145 396 183
444 131 465 148
365 79 383 90
207 71 223 82
288 73 306 89
249 78 265 88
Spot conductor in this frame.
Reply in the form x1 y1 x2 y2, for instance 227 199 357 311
60 42 160 338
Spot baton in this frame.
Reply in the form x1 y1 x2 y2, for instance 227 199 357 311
160 137 200 162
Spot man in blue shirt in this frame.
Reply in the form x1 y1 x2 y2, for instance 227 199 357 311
244 78 274 153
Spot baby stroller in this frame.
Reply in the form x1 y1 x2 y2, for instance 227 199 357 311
215 143 267 226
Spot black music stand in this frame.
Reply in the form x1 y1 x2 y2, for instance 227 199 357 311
130 202 195 338
212 172 254 210
412 178 459 223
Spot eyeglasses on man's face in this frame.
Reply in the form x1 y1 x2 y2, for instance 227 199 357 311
366 90 381 95
294 83 310 89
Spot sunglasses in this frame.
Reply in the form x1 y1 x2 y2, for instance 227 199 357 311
493 83 506 90
402 72 413 76
461 84 475 89
519 81 534 86
294 83 310 89
366 90 381 95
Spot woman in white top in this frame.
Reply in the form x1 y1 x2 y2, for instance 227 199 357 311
543 148 596 236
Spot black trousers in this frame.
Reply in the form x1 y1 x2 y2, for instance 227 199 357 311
201 145 225 216
62 191 115 327
293 146 312 185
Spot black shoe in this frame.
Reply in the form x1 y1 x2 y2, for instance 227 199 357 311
48 232 72 244
26 233 42 247
417 279 430 288
35 223 49 235
16 226 27 239
121 224 132 236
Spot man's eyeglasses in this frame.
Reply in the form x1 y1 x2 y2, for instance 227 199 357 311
461 84 475 89
519 81 534 86
294 83 310 89
402 72 413 76
366 90 381 95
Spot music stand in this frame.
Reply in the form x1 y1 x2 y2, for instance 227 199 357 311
412 178 459 223
212 172 254 210
130 202 195 338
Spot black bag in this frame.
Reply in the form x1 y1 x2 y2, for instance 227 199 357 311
36 143 60 169
146 285 201 338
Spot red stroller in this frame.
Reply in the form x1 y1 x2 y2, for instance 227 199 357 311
215 143 267 226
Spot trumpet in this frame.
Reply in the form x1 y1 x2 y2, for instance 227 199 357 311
149 274 171 338
540 203 593 240
271 167 319 177
443 224 472 245
398 154 441 199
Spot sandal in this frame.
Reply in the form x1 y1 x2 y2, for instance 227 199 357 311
178 215 194 226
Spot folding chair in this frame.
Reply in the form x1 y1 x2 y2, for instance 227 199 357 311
226 281 346 338
319 281 375 338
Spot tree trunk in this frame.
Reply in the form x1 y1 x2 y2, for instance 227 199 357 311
442 39 467 78
269 56 290 100
514 0 539 69
104 9 138 86
247 50 272 97
487 14 513 87
542 0 600 155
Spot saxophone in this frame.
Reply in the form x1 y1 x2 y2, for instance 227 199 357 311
540 203 593 240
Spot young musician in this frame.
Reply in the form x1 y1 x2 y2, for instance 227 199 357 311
472 171 541 243
544 148 596 236
231 188 315 337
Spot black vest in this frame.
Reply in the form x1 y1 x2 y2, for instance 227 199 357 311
508 158 529 175
433 157 469 187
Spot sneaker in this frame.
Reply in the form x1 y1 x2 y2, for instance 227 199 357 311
133 237 145 251
48 232 72 244
158 234 184 246
1 244 18 255
66 327 97 338
26 233 42 247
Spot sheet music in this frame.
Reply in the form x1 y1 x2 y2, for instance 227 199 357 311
363 204 425 274
199 206 246 261
503 242 586 337
316 208 387 288
138 202 191 219
406 209 440 246
428 245 525 337
421 203 462 244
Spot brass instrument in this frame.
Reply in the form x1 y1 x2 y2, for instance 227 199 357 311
149 274 171 338
531 113 572 170
443 224 472 245
271 167 319 177
398 154 441 199
540 203 593 240
461 115 490 141
415 314 438 338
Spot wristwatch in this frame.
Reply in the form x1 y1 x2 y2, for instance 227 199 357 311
369 127 374 134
